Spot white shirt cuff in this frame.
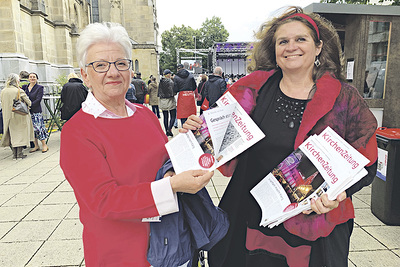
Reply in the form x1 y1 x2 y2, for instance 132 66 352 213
151 177 179 216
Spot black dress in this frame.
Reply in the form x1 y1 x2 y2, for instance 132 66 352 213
208 71 353 267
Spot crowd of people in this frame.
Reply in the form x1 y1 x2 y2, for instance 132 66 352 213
0 6 378 267
118 62 233 137
0 54 234 161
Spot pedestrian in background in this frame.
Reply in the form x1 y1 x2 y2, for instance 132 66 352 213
1 73 34 159
22 72 49 153
158 69 176 137
132 72 148 104
173 64 197 126
60 72 88 121
125 83 137 103
204 66 227 108
197 74 208 115
148 74 153 86
148 76 160 118
19 71 30 87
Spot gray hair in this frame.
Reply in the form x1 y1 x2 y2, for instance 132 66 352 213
6 73 19 87
76 22 132 69
214 66 223 76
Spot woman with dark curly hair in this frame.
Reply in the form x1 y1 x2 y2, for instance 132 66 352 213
184 6 378 267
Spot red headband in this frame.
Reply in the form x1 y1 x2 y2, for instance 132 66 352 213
283 13 320 40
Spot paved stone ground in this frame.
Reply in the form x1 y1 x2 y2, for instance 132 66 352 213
1 120 400 266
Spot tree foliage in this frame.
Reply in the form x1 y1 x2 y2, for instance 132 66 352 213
159 16 229 73
200 16 229 49
386 0 400 5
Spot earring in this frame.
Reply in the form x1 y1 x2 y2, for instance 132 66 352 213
314 57 321 67
276 63 280 69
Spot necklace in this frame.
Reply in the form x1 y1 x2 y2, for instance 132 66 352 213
274 88 311 129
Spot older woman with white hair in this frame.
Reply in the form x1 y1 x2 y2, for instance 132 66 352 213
60 22 213 266
1 73 34 159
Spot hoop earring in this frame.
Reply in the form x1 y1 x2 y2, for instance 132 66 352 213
314 57 321 67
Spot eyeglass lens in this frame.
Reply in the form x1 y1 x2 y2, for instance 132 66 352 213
92 59 131 72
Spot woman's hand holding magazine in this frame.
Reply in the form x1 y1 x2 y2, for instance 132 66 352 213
251 126 369 228
303 191 346 215
179 115 203 133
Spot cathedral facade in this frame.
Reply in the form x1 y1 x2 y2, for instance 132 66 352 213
0 0 159 91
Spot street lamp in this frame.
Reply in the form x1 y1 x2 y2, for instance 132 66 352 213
193 36 196 68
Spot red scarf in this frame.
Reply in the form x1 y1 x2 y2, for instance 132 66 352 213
222 70 377 241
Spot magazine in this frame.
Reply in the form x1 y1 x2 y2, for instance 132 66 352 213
250 126 370 228
165 91 265 174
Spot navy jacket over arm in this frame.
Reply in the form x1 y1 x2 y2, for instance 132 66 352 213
147 160 229 267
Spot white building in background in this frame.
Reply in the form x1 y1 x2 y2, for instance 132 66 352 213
0 0 159 92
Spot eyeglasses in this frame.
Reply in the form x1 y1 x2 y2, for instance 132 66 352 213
85 59 132 73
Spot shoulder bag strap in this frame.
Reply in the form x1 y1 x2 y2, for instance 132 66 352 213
198 82 205 94
16 88 21 100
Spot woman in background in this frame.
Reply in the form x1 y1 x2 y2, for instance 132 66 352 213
1 73 34 159
158 69 177 137
148 76 160 118
22 72 49 153
197 74 208 115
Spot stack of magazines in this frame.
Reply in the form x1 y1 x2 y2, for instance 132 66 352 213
165 91 265 174
250 126 370 228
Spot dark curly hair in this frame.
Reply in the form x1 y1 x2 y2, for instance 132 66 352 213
247 6 345 82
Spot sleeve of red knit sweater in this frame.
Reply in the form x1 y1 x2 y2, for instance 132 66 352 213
60 114 169 221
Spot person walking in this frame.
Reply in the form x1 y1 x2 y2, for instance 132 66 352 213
197 74 208 115
158 69 176 137
22 72 49 153
60 72 88 121
204 67 227 108
173 64 197 126
1 73 34 159
132 72 148 104
148 76 160 118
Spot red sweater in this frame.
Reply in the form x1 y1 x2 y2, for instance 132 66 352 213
60 107 168 266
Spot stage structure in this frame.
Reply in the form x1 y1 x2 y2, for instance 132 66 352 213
211 42 252 76
175 42 252 75
176 48 209 74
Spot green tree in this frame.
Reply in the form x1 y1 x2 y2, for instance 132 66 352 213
55 74 68 94
199 16 229 49
159 17 229 73
386 0 400 5
160 25 198 72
